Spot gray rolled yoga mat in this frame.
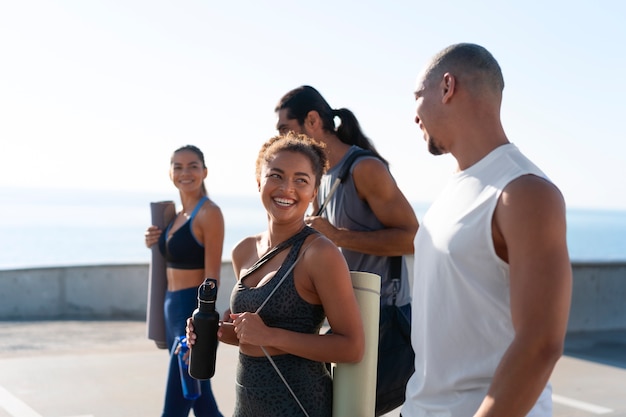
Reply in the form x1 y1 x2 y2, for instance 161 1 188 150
147 200 176 349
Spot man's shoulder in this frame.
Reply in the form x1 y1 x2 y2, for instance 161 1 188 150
340 148 380 177
501 174 564 207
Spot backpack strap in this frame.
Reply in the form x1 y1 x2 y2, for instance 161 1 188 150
315 148 404 305
316 149 376 216
390 256 402 305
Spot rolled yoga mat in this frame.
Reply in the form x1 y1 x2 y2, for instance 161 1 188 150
332 271 381 417
147 200 176 349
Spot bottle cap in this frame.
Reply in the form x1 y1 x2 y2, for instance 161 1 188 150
198 278 218 304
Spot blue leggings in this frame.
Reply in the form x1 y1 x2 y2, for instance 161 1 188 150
163 288 223 417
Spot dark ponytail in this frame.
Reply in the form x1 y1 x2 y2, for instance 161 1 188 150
334 108 387 164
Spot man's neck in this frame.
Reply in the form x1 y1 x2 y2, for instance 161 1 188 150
316 132 351 169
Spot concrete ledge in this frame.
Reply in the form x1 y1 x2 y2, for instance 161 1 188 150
0 262 236 321
0 264 150 319
1 260 625 332
568 262 626 331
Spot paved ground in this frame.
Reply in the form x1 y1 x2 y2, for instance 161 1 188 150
0 321 624 417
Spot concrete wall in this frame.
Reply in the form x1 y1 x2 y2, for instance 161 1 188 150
0 263 236 321
1 260 625 332
568 262 626 331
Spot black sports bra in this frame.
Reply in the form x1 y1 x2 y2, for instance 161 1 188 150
158 197 207 270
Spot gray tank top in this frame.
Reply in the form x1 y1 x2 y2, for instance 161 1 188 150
318 146 411 306
230 227 326 333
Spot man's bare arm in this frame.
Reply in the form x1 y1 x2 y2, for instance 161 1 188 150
306 158 418 256
475 175 572 417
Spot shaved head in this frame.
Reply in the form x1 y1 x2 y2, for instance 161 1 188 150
423 43 504 97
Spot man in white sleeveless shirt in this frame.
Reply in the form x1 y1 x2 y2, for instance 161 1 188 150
401 43 572 417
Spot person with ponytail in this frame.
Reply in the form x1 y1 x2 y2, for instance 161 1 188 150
275 86 419 415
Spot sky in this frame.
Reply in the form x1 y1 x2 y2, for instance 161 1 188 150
1 0 625 210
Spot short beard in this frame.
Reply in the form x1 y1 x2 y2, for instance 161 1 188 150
428 137 444 156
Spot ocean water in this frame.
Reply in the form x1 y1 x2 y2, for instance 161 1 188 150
1 187 625 270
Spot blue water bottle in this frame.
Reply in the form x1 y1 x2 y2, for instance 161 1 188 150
176 336 201 400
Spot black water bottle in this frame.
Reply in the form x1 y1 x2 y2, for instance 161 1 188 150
188 278 220 380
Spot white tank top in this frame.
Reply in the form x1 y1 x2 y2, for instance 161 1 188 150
402 144 553 417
